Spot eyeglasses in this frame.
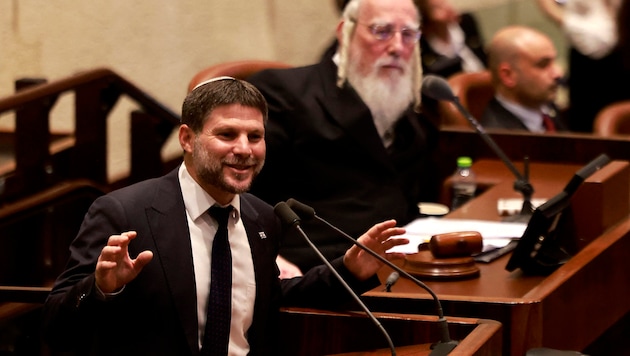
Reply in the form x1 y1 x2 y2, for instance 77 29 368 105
355 21 421 45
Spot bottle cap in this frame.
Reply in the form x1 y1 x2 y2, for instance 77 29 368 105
457 156 472 168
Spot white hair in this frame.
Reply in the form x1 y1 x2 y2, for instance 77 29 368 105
336 0 423 110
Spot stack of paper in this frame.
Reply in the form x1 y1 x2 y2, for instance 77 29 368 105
388 217 527 254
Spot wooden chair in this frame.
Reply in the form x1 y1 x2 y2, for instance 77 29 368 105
438 70 494 128
188 59 292 93
592 100 630 136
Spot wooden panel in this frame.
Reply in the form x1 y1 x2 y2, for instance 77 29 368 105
278 307 502 356
364 159 630 355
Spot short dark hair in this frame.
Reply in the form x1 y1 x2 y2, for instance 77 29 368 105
182 78 268 132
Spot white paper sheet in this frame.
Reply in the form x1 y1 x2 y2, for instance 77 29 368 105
388 217 527 254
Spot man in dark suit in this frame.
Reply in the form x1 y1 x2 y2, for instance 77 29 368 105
480 25 568 132
247 0 440 273
41 78 408 355
417 0 487 78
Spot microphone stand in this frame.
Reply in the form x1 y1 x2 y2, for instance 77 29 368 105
274 202 397 356
421 74 533 222
450 96 534 222
287 199 459 355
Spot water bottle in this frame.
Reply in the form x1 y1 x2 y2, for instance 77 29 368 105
451 156 477 210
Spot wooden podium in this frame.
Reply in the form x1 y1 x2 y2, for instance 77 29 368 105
0 292 502 355
364 159 630 355
278 307 502 356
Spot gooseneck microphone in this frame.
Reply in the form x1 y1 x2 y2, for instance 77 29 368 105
273 202 397 356
286 198 459 355
422 74 534 222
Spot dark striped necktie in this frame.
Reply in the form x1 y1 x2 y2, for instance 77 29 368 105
201 205 233 356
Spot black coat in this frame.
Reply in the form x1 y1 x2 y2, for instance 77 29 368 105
247 58 440 272
420 13 487 79
480 98 568 132
42 167 378 355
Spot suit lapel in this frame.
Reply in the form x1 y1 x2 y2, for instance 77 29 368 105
491 99 529 130
238 195 276 284
146 169 199 354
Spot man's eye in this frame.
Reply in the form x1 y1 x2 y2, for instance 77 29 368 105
249 134 263 142
218 132 236 139
373 26 393 38
401 29 416 41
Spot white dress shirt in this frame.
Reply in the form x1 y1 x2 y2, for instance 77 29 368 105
426 23 486 73
495 95 548 133
178 164 256 356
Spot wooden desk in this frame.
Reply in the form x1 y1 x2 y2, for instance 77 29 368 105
364 160 630 355
435 127 630 198
438 127 630 169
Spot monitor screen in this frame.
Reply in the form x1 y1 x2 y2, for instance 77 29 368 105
505 154 611 275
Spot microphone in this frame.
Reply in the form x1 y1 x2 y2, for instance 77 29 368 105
273 202 397 356
422 74 534 222
384 272 399 292
286 198 459 355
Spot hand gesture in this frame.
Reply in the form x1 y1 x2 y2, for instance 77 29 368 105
95 231 154 293
276 255 303 279
343 220 408 280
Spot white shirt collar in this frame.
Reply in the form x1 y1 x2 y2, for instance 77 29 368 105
178 164 241 222
425 23 485 73
495 94 546 133
426 23 465 58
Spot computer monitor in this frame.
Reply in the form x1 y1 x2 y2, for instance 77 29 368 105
505 154 611 275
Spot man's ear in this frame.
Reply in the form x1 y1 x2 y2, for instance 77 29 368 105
497 63 517 88
336 20 345 44
179 124 195 153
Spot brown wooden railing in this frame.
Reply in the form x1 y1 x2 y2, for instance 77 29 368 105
0 67 181 203
0 69 182 354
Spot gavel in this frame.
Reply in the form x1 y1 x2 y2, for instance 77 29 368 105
423 231 483 258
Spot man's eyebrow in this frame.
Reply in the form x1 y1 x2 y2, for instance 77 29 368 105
535 56 554 67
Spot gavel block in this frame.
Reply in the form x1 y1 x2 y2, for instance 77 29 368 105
403 231 482 280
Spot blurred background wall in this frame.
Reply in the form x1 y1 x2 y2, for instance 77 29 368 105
0 0 564 179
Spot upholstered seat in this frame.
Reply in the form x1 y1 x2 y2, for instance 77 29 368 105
437 70 494 128
188 60 292 93
593 100 630 136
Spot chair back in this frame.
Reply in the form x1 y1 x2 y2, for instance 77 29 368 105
188 60 292 92
438 71 493 128
593 100 630 136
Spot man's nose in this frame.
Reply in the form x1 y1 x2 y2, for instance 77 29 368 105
233 135 253 154
552 63 564 81
387 33 405 54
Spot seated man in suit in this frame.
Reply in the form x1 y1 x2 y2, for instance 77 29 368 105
41 77 408 355
480 25 568 132
417 0 487 78
248 0 441 273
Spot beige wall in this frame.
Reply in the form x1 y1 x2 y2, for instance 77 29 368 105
0 1 339 104
0 0 563 179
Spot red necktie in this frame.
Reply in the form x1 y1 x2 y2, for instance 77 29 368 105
542 113 556 133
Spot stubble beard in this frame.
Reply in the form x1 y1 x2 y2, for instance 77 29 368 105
192 138 264 194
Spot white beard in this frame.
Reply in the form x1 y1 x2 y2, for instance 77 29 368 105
346 56 414 146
